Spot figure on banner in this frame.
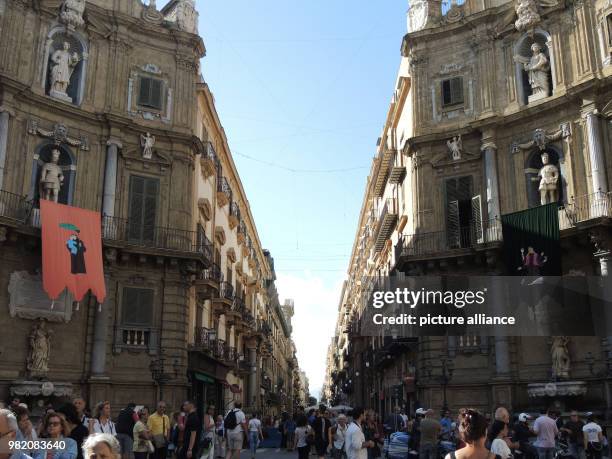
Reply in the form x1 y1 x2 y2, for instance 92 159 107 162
61 223 87 274
519 246 548 276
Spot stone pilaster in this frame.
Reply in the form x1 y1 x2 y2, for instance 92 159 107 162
481 133 501 223
0 105 14 190
102 138 122 217
581 103 608 194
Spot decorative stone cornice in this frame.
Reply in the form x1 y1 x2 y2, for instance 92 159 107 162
527 381 587 397
106 138 123 149
10 380 74 398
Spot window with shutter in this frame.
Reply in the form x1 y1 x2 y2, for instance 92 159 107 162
441 77 464 107
471 195 484 243
128 175 159 244
121 287 154 326
137 76 164 110
445 176 473 249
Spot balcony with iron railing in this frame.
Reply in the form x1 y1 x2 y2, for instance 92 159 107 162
237 220 247 244
113 325 159 354
0 190 33 225
102 215 212 260
200 263 223 283
217 176 232 207
395 218 502 265
373 198 399 252
193 327 216 352
229 201 241 229
200 142 219 178
559 191 612 231
218 281 234 301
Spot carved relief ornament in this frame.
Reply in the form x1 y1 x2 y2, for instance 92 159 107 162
511 123 571 154
27 120 89 151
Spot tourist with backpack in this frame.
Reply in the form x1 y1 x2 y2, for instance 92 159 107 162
223 402 246 459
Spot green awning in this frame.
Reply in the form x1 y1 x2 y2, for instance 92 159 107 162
194 372 215 384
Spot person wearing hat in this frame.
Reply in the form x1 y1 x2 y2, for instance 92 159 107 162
512 414 536 459
561 411 584 459
329 414 348 459
582 413 603 459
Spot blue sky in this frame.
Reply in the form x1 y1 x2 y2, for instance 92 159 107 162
191 0 409 399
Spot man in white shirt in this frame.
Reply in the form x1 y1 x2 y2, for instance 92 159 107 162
582 413 603 459
345 408 373 459
225 402 247 459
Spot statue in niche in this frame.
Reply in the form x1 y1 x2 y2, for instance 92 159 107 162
49 42 80 102
447 135 463 161
59 0 86 31
537 152 559 204
27 321 53 378
551 336 570 379
140 132 155 160
515 43 550 102
39 148 64 203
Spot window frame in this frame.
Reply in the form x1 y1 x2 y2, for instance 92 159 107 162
136 75 165 111
441 76 465 108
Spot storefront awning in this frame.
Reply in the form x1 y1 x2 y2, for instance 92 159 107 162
194 372 216 384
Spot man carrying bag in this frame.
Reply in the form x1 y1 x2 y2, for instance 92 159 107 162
148 401 170 459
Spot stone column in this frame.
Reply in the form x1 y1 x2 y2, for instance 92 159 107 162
582 106 608 194
482 133 502 241
102 139 122 217
91 279 111 377
248 346 257 408
0 106 14 190
491 277 510 376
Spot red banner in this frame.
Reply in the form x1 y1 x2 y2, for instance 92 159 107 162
40 200 106 303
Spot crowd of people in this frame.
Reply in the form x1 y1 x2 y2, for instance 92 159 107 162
0 397 608 459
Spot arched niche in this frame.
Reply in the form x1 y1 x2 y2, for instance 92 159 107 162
41 26 89 106
514 30 555 106
524 146 566 208
29 142 76 207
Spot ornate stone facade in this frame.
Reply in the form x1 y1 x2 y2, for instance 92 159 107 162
326 0 612 418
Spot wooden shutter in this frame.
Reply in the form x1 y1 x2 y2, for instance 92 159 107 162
447 199 460 248
150 79 163 110
128 175 159 244
450 77 464 105
122 287 154 326
138 77 152 106
472 195 484 244
442 80 452 106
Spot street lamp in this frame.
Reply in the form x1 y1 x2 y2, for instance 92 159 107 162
425 357 454 412
150 351 180 402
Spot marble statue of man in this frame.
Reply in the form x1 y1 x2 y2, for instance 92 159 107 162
27 321 52 378
140 132 155 159
551 336 570 379
538 152 559 204
49 42 80 100
39 149 64 203
524 43 550 99
447 135 462 161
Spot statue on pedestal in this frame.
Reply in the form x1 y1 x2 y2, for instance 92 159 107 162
140 132 155 160
515 43 550 103
27 321 53 378
551 336 570 379
39 149 64 203
538 152 559 204
447 135 463 161
49 42 80 102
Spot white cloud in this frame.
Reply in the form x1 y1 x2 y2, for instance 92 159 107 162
276 271 344 400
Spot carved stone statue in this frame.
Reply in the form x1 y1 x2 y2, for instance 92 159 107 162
27 321 53 378
140 132 155 159
520 43 550 102
447 135 463 161
49 42 80 102
514 0 540 32
551 336 570 379
39 149 64 203
538 152 559 204
59 0 86 31
175 0 198 34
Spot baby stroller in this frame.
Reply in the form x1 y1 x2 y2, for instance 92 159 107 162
387 432 410 459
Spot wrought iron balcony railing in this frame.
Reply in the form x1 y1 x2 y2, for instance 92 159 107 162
373 197 399 252
201 263 223 282
0 190 33 224
219 281 234 301
194 327 216 350
395 218 502 263
559 191 612 230
102 215 211 257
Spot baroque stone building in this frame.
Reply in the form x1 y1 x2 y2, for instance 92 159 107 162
326 0 612 419
0 0 302 417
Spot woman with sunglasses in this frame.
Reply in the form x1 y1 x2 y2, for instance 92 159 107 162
34 412 78 459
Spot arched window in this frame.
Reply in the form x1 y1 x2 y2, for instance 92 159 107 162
513 30 555 105
29 142 76 207
524 147 565 208
41 27 89 106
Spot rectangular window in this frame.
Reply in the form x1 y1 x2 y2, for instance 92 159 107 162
137 76 164 110
441 77 464 107
445 176 473 248
121 287 154 326
128 175 159 244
